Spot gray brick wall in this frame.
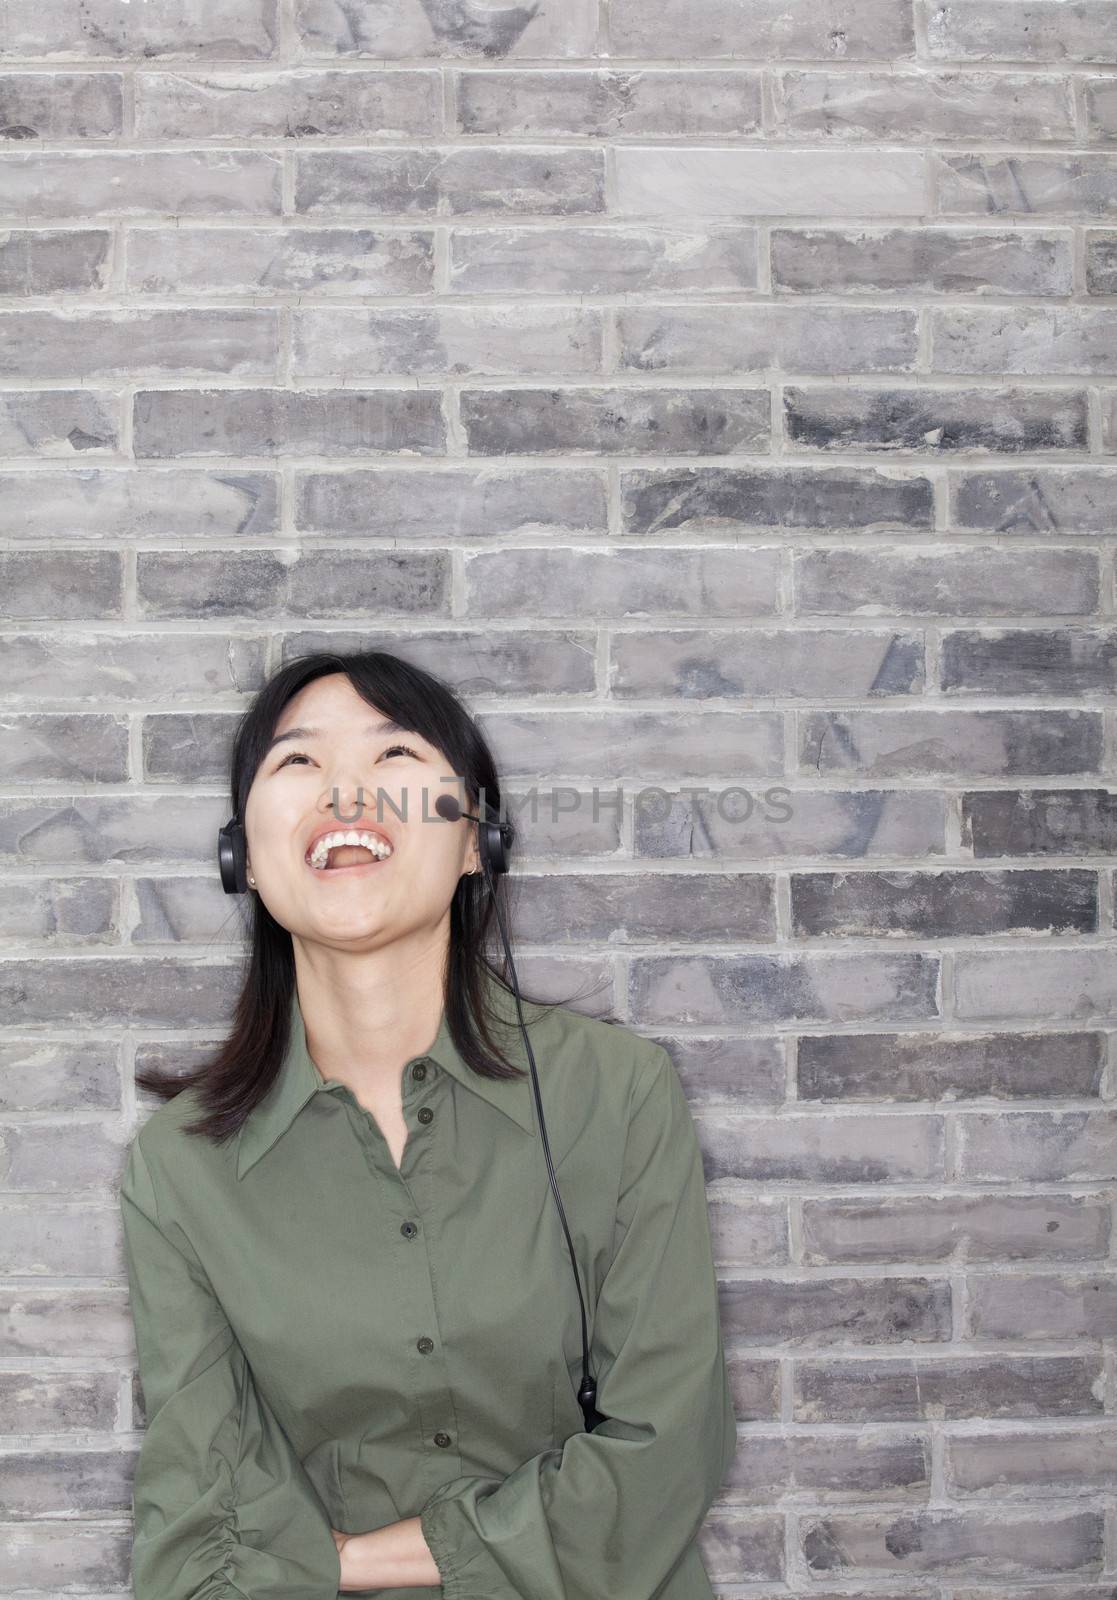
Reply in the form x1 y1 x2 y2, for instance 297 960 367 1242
1 0 1115 1594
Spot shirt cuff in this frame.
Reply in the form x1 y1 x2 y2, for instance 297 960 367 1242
419 1480 512 1600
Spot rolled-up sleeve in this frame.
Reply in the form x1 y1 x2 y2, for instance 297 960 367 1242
119 1135 342 1600
419 1045 737 1600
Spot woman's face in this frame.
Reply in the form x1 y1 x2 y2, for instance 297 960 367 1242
242 673 481 951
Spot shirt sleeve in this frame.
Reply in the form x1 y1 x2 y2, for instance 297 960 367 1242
119 1133 342 1600
418 1045 737 1600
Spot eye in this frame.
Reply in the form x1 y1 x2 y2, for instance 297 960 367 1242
274 742 420 772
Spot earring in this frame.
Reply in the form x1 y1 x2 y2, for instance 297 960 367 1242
247 871 256 887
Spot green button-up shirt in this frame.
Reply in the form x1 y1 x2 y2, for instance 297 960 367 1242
119 970 737 1600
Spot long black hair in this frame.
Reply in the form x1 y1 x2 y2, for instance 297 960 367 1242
137 648 613 1145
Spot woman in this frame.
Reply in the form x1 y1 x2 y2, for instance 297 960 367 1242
119 648 737 1600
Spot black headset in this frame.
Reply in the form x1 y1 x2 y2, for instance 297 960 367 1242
217 798 606 1434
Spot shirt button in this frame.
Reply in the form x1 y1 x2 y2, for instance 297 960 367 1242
417 1336 434 1353
434 1432 452 1448
417 1106 433 1124
400 1220 418 1239
412 1061 428 1081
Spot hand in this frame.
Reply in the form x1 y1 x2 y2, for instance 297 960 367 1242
329 1519 441 1591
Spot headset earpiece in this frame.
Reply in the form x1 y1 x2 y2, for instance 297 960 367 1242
218 817 249 895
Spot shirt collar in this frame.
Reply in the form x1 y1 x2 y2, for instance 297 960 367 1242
236 971 539 1180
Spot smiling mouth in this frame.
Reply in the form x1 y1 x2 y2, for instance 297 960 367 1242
305 832 395 874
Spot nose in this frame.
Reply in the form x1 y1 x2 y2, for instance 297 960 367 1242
324 780 368 827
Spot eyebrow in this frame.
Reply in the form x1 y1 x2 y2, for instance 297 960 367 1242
265 719 412 757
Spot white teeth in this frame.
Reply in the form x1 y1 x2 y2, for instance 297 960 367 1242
307 830 394 870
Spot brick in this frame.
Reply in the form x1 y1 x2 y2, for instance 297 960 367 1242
294 0 597 58
475 709 785 780
784 385 1086 451
968 1273 1117 1339
1084 79 1117 141
0 632 265 696
621 464 934 533
0 469 279 538
0 553 122 620
0 0 277 58
634 787 947 861
1085 230 1117 293
1 1120 125 1188
661 1039 786 1109
2 876 117 944
609 0 914 58
0 309 277 380
962 790 1117 857
0 1369 117 1428
611 628 924 698
449 225 759 294
947 1428 1117 1494
0 1038 119 1112
801 1509 1103 1577
953 467 1117 533
294 467 606 537
133 388 446 457
0 1208 125 1277
722 1429 928 1498
699 1510 784 1583
954 949 1117 1020
797 1030 1105 1101
291 306 604 378
464 547 781 617
795 1355 1102 1418
134 69 441 138
127 227 435 295
460 386 770 455
799 710 1103 776
932 307 1117 374
457 69 763 137
0 1444 135 1515
957 1110 1117 1182
801 1195 1110 1263
697 1110 943 1182
1098 389 1117 451
615 148 926 216
506 871 777 942
771 227 1072 296
0 229 110 294
0 151 281 216
294 148 604 216
0 958 239 1026
923 0 1117 62
0 716 127 781
936 155 1117 219
790 868 1098 937
778 70 1073 141
132 874 253 945
795 548 1098 615
0 72 123 137
618 306 917 373
943 629 1117 693
279 632 598 700
719 1275 952 1344
136 548 449 616
0 390 118 455
629 951 940 1025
